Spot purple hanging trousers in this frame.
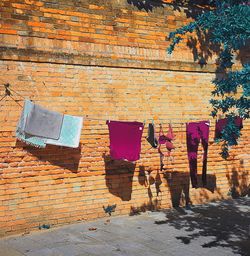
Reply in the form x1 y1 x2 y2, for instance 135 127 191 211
107 120 144 162
186 121 210 188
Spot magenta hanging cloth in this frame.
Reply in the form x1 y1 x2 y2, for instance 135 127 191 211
215 116 243 139
107 120 144 161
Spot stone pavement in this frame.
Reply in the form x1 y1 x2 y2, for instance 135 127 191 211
0 198 250 256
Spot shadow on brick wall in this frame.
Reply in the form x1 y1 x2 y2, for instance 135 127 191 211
130 199 161 215
127 0 220 66
226 159 250 198
127 0 164 11
130 169 217 215
138 166 162 196
128 0 214 13
103 153 136 201
129 167 163 215
128 0 249 74
16 140 82 172
163 171 191 207
163 171 217 207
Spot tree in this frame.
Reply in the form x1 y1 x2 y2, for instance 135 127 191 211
168 0 250 158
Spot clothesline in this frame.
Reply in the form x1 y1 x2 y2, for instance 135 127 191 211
84 115 212 125
1 83 217 125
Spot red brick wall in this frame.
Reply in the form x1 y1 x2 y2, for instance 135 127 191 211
0 0 249 237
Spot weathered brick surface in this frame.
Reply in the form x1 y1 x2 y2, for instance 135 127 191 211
0 0 249 237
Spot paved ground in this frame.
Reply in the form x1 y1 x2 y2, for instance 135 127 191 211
0 198 250 256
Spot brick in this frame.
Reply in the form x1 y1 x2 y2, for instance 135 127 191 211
0 28 17 35
27 21 47 27
11 14 30 20
89 4 105 10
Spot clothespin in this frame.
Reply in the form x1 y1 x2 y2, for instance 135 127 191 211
143 119 146 126
1 83 23 107
4 83 11 96
152 118 154 125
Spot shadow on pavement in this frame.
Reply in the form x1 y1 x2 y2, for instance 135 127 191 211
155 198 250 256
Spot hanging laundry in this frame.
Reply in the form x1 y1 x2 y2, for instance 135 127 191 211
165 123 175 152
24 102 63 140
16 100 46 148
158 123 175 172
158 124 175 154
165 140 175 151
158 124 168 145
46 115 83 148
215 116 243 139
146 123 158 148
186 120 210 188
16 100 83 149
107 120 144 161
166 123 175 141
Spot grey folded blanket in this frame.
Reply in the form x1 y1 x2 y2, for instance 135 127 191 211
24 103 63 140
16 100 46 148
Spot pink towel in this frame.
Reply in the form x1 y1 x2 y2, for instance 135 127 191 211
107 120 144 161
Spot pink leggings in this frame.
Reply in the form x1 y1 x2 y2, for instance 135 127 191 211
186 121 210 188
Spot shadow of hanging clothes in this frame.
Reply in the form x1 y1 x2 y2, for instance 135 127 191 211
16 140 82 172
130 198 161 216
203 174 217 193
163 171 217 208
138 166 163 197
155 170 163 196
103 154 136 201
163 171 191 208
130 168 162 215
138 166 149 187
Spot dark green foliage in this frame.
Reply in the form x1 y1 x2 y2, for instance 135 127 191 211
216 116 242 159
168 1 250 158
